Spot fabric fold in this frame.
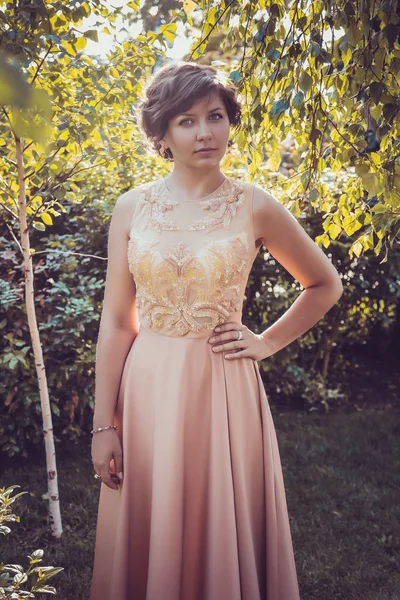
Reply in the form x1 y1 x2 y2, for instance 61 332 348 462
90 327 300 600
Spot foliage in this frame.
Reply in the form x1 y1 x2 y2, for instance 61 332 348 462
1 0 400 255
0 0 166 461
0 485 63 598
0 2 399 454
0 199 108 458
1 188 399 455
0 0 164 234
244 208 400 409
172 0 400 258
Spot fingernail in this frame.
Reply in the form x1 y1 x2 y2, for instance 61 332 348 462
209 337 215 343
118 472 123 479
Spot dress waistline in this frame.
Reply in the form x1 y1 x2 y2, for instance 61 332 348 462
137 318 242 340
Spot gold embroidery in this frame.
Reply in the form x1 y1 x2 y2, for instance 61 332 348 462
127 235 249 336
202 237 248 312
187 182 245 233
133 179 245 234
138 184 180 233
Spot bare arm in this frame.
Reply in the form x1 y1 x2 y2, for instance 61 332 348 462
92 188 140 429
253 185 343 355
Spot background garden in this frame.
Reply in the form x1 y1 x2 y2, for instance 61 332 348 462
0 0 399 598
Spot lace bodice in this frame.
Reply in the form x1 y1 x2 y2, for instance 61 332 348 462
127 176 258 338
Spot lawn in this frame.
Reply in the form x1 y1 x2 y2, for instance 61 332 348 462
1 408 399 600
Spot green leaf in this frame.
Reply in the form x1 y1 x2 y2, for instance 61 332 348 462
351 240 363 257
330 129 341 143
75 36 87 51
61 39 77 56
9 357 18 370
0 58 31 107
160 23 177 44
267 48 280 61
310 41 321 57
299 71 313 93
51 403 60 416
292 91 304 110
342 45 352 66
84 30 99 43
355 161 370 176
361 173 379 197
229 70 241 84
269 98 289 118
33 222 46 231
371 203 387 214
41 213 53 226
343 215 362 236
266 148 281 171
328 223 341 239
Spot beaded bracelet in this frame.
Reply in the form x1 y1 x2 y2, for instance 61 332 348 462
90 425 118 434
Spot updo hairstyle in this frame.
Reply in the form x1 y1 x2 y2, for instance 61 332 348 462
139 61 242 161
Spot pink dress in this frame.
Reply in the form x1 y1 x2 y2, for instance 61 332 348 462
89 176 301 600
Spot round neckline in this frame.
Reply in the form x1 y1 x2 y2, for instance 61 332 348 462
162 175 229 202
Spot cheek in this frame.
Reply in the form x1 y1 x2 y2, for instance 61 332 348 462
173 129 193 148
216 121 230 140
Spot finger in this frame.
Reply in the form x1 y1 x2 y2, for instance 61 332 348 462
215 340 245 351
210 330 244 346
100 466 119 490
214 322 241 333
225 349 250 359
114 453 124 481
209 332 228 345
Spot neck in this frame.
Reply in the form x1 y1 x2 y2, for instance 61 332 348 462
165 166 226 197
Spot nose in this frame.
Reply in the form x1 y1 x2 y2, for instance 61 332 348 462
196 120 212 140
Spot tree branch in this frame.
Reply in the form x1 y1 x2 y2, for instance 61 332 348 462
189 0 236 58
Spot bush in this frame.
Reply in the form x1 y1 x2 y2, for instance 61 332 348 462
0 485 63 599
1 185 399 457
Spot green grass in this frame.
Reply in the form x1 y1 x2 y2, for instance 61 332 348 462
1 408 399 600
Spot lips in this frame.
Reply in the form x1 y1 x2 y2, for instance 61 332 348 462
195 148 216 153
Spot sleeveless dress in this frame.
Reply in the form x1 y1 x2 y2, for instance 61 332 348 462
89 176 301 600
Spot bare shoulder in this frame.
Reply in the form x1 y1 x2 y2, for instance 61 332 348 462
252 183 290 245
112 179 161 235
252 183 282 216
250 182 343 293
114 181 148 209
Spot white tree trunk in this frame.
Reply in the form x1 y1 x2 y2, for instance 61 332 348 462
15 136 63 538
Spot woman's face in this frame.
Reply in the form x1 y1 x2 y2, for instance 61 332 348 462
162 90 230 168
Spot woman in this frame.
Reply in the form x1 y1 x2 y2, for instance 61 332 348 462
89 61 343 600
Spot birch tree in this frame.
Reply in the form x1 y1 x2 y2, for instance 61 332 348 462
0 0 164 537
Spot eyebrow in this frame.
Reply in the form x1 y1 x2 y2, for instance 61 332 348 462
176 106 224 117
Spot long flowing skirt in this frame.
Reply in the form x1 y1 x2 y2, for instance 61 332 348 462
89 325 301 600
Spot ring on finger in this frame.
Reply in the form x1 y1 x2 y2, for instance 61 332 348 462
237 330 243 341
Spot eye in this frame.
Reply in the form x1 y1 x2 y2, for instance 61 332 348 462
178 113 224 126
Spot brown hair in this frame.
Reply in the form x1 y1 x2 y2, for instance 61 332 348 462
139 61 242 161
